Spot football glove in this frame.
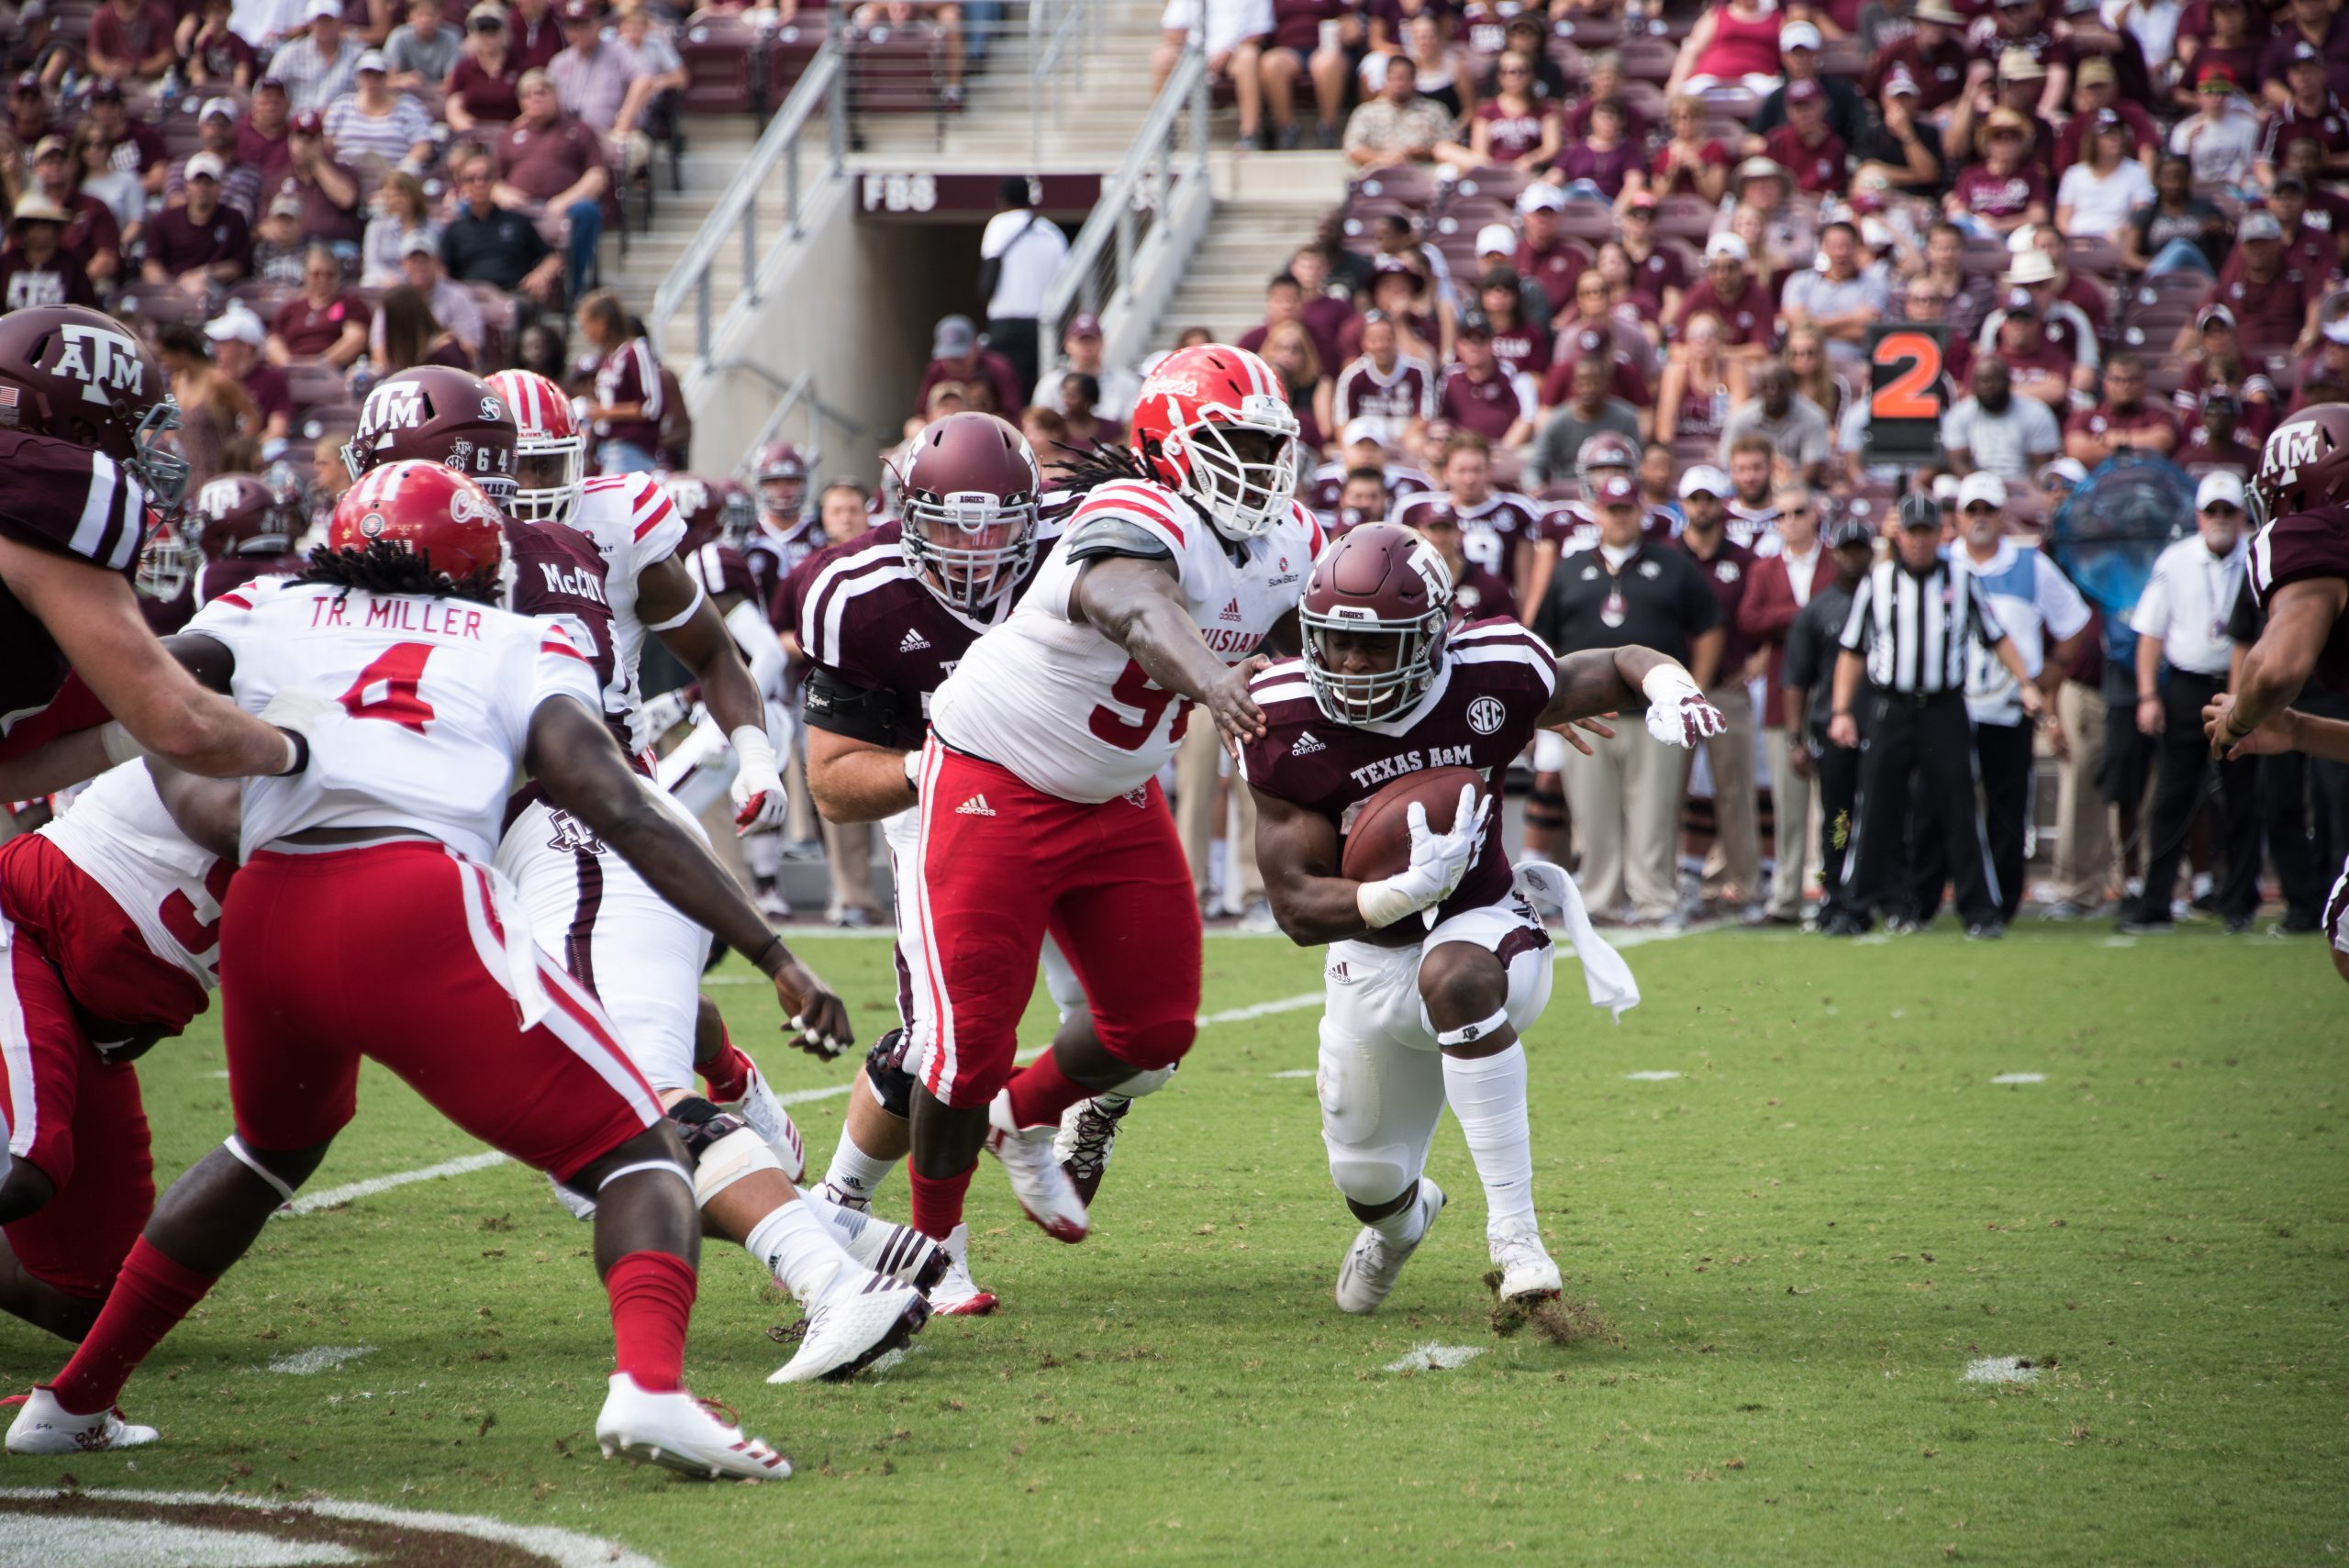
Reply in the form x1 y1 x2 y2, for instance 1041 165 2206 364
1355 783 1491 929
1642 666 1727 748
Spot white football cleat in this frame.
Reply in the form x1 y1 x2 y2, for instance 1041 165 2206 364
726 1060 806 1184
818 1203 950 1294
595 1374 790 1481
926 1222 997 1316
1334 1179 1445 1316
767 1259 930 1384
1489 1218 1562 1300
985 1088 1088 1242
6 1386 160 1453
1053 1094 1130 1207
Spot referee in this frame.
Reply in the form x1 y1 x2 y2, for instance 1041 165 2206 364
1825 494 2050 939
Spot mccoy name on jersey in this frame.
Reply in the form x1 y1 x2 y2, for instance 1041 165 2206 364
929 479 1323 803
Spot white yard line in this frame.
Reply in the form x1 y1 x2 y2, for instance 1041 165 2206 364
1989 1072 2047 1085
265 1345 374 1375
1385 1343 1488 1372
1962 1355 2042 1385
278 1151 509 1218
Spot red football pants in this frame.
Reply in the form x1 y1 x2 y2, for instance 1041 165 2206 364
221 841 661 1181
904 742 1202 1108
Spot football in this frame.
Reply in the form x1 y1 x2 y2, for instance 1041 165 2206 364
1340 765 1486 883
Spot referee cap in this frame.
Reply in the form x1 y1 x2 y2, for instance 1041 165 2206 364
1896 492 1942 530
1826 516 1874 550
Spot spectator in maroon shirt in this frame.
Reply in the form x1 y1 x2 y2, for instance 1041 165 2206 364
1760 80 1849 194
492 69 608 296
1650 95 1730 203
181 0 256 89
164 101 264 219
27 134 119 284
1552 97 1643 200
1675 233 1776 360
1513 183 1592 331
267 108 364 252
86 80 167 195
577 286 663 472
2173 0 2262 113
1438 313 1537 445
267 243 372 367
916 314 1021 417
2259 41 2349 181
1865 0 1970 110
238 77 294 178
1945 106 2049 238
2063 355 2180 464
1442 50 1558 173
205 305 293 445
1617 195 1688 322
1561 51 1650 146
142 153 252 294
0 193 95 309
445 3 523 132
1237 270 1308 358
7 75 54 149
2258 0 2349 110
2212 210 2326 359
2177 386 2264 473
86 0 175 83
1478 266 1551 382
507 0 563 71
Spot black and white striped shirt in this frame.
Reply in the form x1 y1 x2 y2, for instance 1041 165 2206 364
1837 555 2007 695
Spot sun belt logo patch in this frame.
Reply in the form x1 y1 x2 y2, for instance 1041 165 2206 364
50 322 145 404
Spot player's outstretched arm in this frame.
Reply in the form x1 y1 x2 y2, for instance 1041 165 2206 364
526 694 853 1057
1071 555 1268 750
640 555 786 832
1546 647 1726 749
1 540 298 779
2205 698 2349 763
2217 579 2346 755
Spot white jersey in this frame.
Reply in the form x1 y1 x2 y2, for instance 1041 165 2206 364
187 577 603 862
39 762 228 989
929 480 1322 803
562 472 689 751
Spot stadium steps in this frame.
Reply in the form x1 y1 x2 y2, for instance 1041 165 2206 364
1150 150 1351 343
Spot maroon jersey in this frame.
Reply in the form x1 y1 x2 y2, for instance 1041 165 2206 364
1332 353 1438 431
1394 490 1543 583
1437 364 1533 441
0 433 147 747
1238 620 1560 938
682 539 757 603
2065 400 2179 450
2213 252 2326 355
1677 534 1760 672
1488 319 1550 381
504 517 621 745
592 336 662 454
2249 507 2349 693
746 513 821 628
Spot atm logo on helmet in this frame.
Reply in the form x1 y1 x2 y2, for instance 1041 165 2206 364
2266 418 2332 481
50 323 145 404
359 381 427 436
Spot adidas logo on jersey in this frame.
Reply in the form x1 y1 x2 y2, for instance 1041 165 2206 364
899 628 931 652
1219 597 1242 622
955 795 996 817
1292 730 1326 755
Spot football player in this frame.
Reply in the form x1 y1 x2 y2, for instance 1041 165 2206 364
0 303 301 785
903 345 1322 1256
1238 523 1723 1311
6 464 847 1472
2203 406 2349 981
136 471 306 633
743 439 821 616
788 411 1142 1316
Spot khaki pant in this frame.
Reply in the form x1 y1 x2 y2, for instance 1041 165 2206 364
1175 718 1262 908
1564 718 1683 922
1693 682 1761 905
2050 678 2111 908
1764 724 1813 919
823 817 885 919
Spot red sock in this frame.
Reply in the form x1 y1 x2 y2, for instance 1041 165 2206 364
1006 1050 1095 1131
907 1164 975 1240
606 1251 696 1394
50 1238 217 1416
702 1032 753 1104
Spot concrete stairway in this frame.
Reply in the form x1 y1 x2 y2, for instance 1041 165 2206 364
1147 150 1350 347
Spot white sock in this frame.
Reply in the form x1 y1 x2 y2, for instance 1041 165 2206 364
743 1198 852 1299
1366 1177 1433 1245
820 1124 897 1209
1442 1044 1534 1232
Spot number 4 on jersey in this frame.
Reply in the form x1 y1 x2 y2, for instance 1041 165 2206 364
337 642 439 732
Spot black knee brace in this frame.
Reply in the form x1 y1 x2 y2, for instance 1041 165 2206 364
863 1028 916 1119
664 1095 751 1160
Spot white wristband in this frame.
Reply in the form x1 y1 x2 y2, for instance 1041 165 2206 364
97 721 148 768
729 723 778 773
1642 664 1703 706
903 750 921 793
1355 877 1420 930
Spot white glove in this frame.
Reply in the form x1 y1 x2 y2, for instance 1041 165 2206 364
1355 783 1492 929
1642 665 1728 748
728 724 789 834
259 687 335 774
97 721 148 768
903 749 922 796
638 688 694 740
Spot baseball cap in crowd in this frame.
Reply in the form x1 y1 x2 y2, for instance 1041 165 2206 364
268 193 303 218
1455 311 1492 340
2038 457 2089 490
2240 210 2284 242
2290 39 2326 67
1883 66 1920 97
1826 515 1874 550
8 193 69 228
1957 472 2008 511
30 134 67 161
2198 387 2239 414
2198 62 2239 92
1067 312 1102 339
306 0 340 19
561 0 598 23
467 2 506 25
1516 183 1565 215
1624 189 1658 214
1787 78 1822 105
2198 472 2247 512
89 79 123 104
2323 315 2349 345
204 306 266 346
12 72 41 95
1914 0 1964 21
1779 19 1820 49
184 151 225 182
1932 473 1961 506
199 95 237 121
1475 222 1515 257
2199 303 2237 331
2076 57 2116 85
2277 172 2310 195
401 230 438 257
1678 464 1729 500
1705 232 1750 264
931 314 976 357
1341 417 1386 448
1596 474 1639 508
1998 48 2044 80
1897 492 1943 530
255 74 286 95
17 0 43 21
355 48 387 71
2004 286 2037 314
2006 250 2058 286
291 107 325 135
1734 155 1787 187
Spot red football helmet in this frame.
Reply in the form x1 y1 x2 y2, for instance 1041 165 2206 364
894 411 1041 615
487 368 584 526
1298 521 1453 725
187 473 301 558
0 303 187 506
755 439 807 520
328 460 507 582
341 366 518 500
2251 404 2349 525
1129 343 1301 540
1575 430 1639 496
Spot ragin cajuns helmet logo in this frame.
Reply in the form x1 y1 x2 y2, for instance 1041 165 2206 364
50 323 145 404
449 484 498 527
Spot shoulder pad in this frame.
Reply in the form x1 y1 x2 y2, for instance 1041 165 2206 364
1066 516 1177 563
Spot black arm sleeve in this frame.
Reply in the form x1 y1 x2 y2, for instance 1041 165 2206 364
800 663 903 746
2225 573 2263 645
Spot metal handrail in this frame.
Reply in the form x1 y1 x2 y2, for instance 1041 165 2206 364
650 30 847 370
1035 44 1208 376
724 363 871 481
1028 0 1094 168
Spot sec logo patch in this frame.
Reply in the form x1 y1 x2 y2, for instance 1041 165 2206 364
1466 695 1506 735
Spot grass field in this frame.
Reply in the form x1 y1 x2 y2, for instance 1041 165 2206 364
3 924 2345 1567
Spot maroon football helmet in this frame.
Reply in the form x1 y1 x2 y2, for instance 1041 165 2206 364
755 439 807 520
187 472 301 558
0 304 187 506
661 471 751 552
1298 520 1453 725
1575 430 1638 496
328 460 507 581
340 366 518 500
2251 404 2349 525
894 412 1041 615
